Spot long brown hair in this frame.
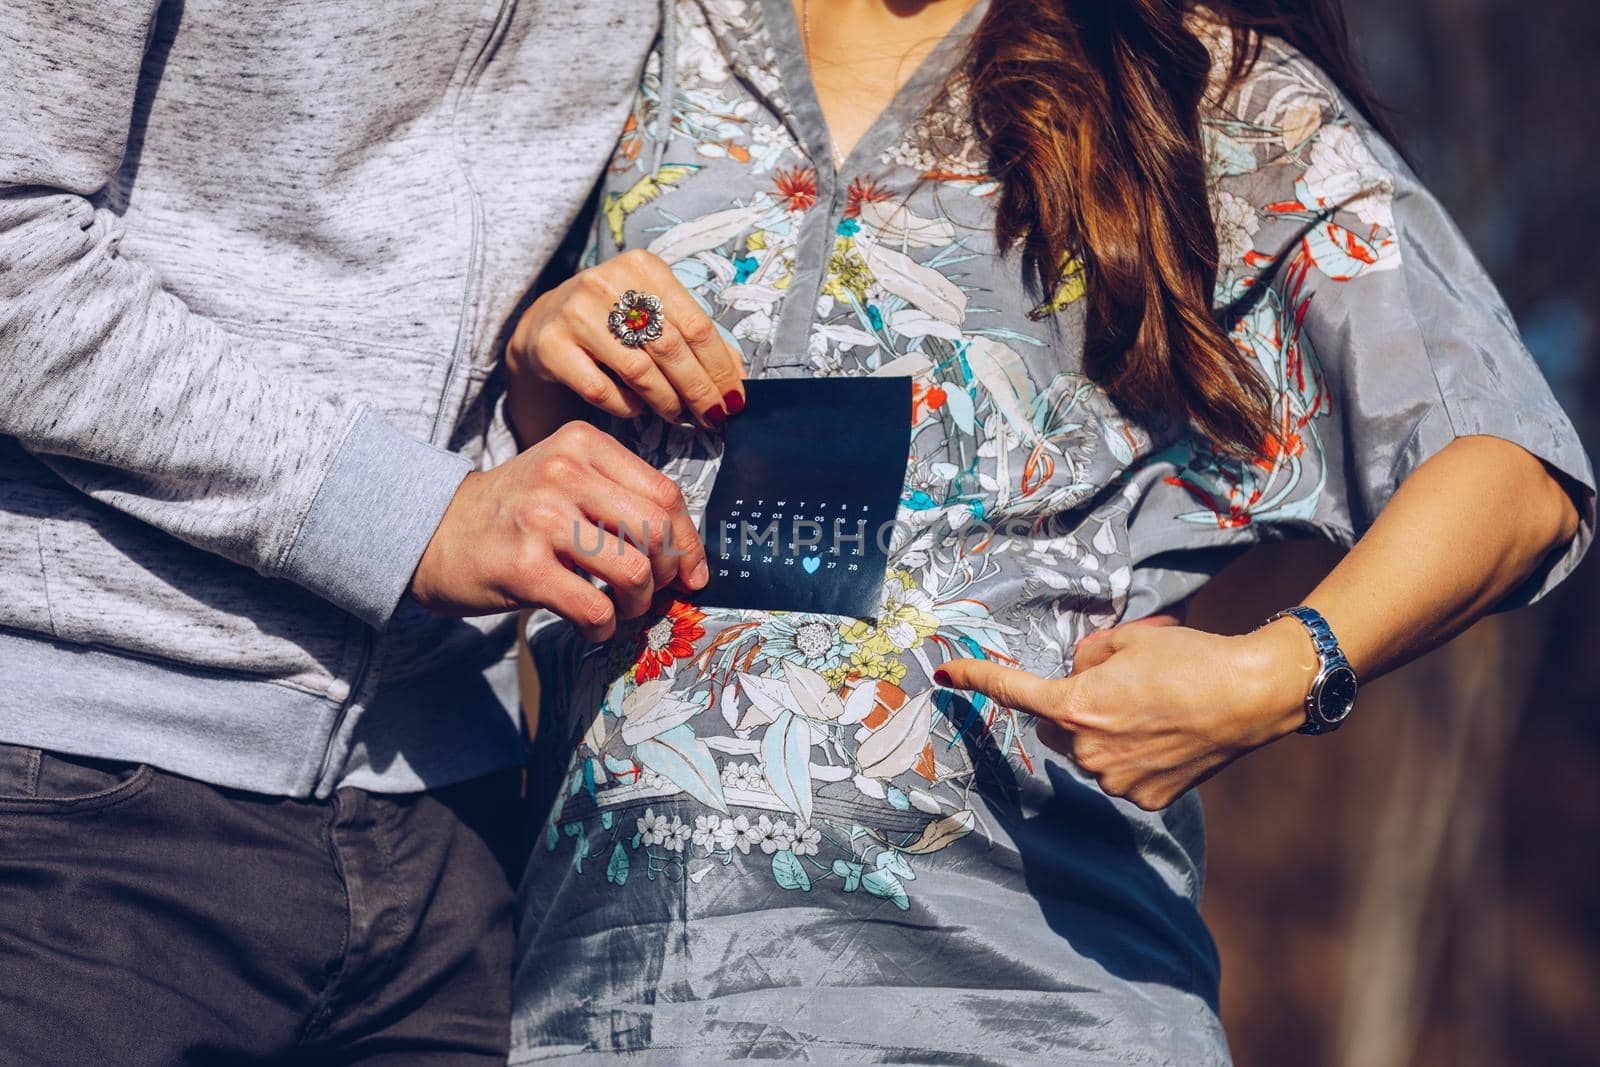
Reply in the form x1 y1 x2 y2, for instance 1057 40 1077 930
965 0 1395 455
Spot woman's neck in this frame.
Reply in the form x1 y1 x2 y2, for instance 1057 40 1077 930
793 0 979 164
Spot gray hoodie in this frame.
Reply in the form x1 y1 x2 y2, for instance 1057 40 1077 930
0 1 655 798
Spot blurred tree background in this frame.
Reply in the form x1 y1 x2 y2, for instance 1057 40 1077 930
1195 2 1599 1064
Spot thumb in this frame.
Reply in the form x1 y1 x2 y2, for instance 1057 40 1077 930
1129 611 1184 630
1073 610 1181 663
935 659 1060 719
1071 630 1121 673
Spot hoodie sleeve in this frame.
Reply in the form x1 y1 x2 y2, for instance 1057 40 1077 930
0 1 472 630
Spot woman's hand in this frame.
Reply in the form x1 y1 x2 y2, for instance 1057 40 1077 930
507 248 746 430
935 617 1316 811
935 436 1584 812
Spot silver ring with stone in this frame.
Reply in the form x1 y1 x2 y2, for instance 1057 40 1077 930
607 289 665 348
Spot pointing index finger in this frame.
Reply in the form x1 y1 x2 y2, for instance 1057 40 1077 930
933 658 1067 721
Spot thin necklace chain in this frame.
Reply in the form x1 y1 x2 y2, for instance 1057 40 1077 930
799 0 848 170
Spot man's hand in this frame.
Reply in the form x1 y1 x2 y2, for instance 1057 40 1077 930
408 421 708 641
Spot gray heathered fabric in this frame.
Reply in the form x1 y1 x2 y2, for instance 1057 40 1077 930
0 1 656 797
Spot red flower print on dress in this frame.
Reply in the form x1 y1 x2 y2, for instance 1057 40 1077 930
633 598 707 682
911 381 950 426
843 175 890 218
772 166 817 212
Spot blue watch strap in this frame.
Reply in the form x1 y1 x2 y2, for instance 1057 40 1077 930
1266 606 1356 735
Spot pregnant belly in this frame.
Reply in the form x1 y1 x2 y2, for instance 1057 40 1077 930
534 585 1038 902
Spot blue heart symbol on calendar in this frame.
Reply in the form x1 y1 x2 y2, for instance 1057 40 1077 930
801 555 821 574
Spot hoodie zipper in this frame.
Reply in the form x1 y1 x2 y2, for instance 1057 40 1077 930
312 0 515 796
430 0 516 445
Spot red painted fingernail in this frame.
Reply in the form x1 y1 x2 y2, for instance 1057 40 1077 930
705 405 727 430
933 669 952 687
723 390 745 415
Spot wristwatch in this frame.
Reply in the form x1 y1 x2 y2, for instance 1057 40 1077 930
1266 606 1359 735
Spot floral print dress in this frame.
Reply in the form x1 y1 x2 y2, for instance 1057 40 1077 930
511 2 1595 1063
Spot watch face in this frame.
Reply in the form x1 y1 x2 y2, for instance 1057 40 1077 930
1316 665 1359 726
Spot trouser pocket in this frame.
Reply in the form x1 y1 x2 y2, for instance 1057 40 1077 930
0 741 152 813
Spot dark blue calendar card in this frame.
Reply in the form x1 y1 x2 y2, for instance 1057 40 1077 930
694 376 911 621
